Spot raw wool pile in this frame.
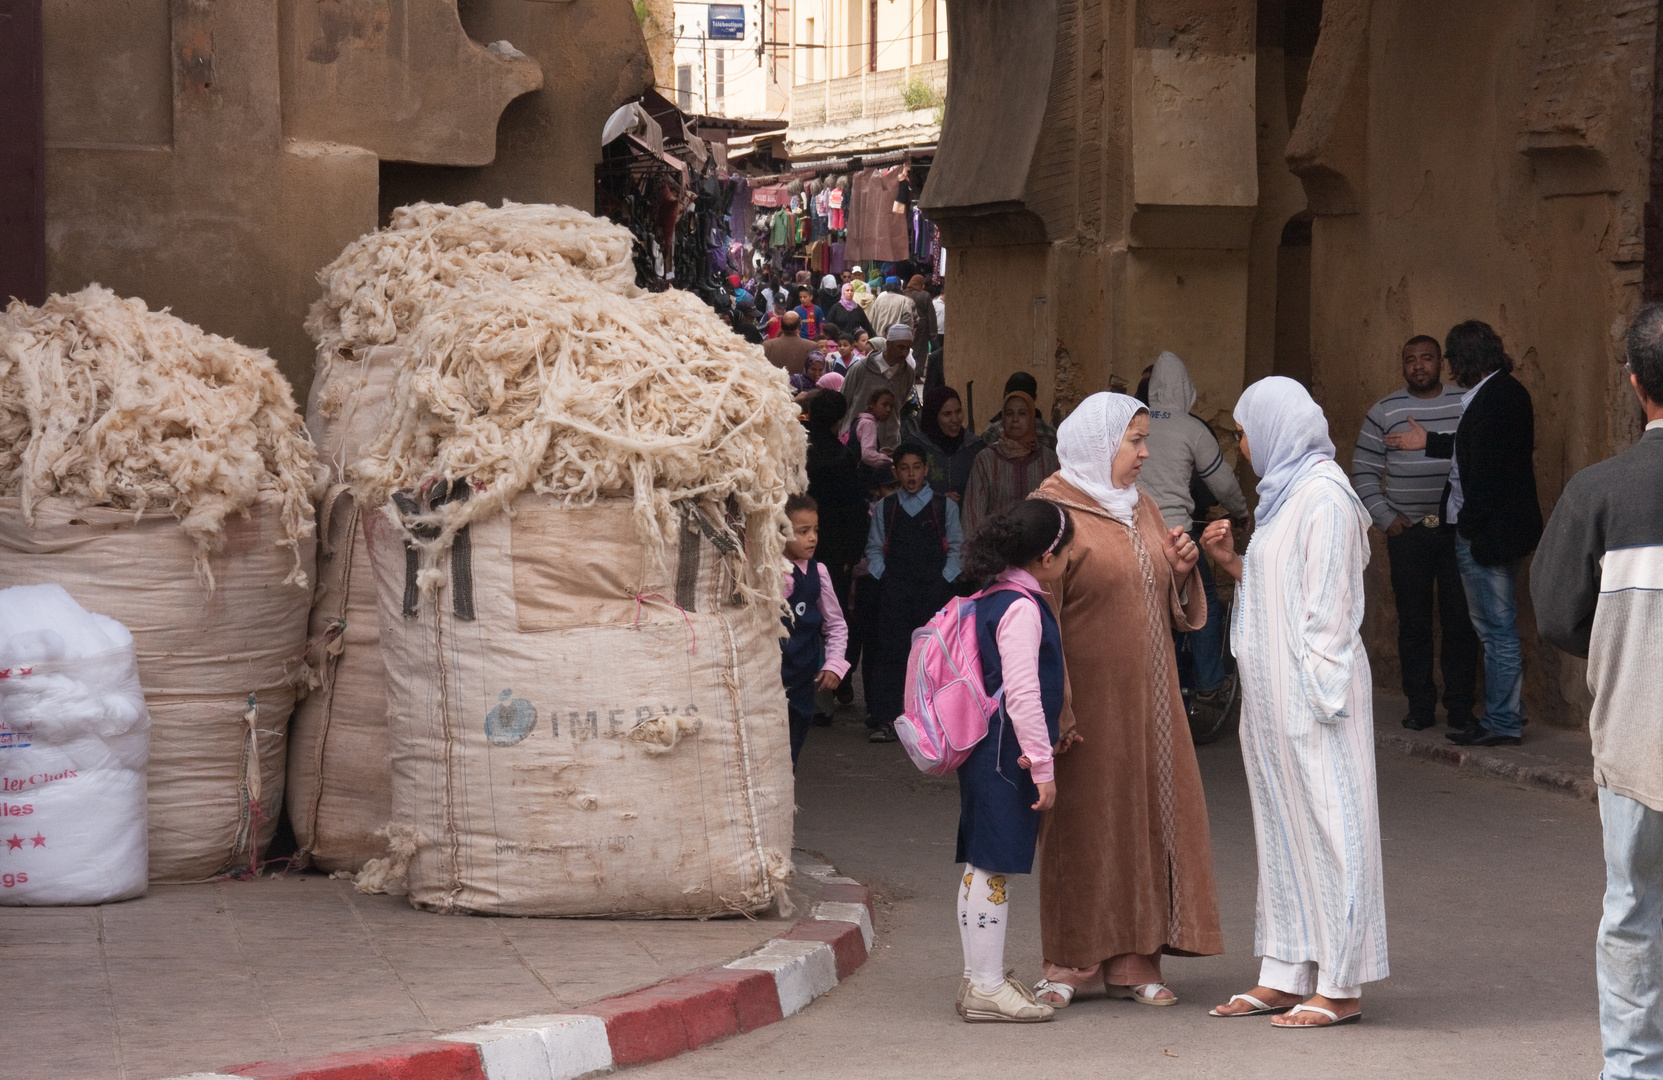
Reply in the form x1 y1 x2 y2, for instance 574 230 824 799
0 286 318 588
359 276 804 588
312 202 804 595
305 201 640 397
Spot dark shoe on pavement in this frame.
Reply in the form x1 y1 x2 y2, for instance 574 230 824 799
1402 712 1436 731
868 726 896 743
1446 711 1480 732
1193 675 1235 708
813 712 834 727
1446 728 1521 747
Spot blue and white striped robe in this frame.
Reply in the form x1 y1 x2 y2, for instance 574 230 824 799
1233 461 1389 988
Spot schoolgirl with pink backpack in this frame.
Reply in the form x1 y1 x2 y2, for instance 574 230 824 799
897 498 1074 1023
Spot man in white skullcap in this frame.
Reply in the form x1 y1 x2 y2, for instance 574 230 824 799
839 324 917 449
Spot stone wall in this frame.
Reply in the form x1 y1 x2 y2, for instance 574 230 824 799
926 0 1657 729
40 0 649 400
924 0 1261 434
1296 0 1653 725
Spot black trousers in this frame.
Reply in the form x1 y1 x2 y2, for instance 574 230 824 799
789 707 811 767
867 573 951 729
1386 522 1479 719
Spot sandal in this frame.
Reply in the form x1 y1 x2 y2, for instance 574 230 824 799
1106 982 1178 1007
1272 1003 1362 1028
1032 979 1077 1009
1209 992 1294 1017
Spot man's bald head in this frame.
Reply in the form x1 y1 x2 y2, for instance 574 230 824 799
781 311 803 336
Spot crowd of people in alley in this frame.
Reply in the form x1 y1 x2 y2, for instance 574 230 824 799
757 283 1663 1075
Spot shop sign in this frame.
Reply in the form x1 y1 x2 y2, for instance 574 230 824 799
708 4 745 40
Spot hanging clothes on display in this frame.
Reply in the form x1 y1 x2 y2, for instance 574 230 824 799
847 166 910 264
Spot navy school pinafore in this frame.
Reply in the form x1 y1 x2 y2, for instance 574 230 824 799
781 561 826 720
954 585 1065 875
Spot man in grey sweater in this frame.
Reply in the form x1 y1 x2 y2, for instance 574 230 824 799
1533 302 1663 1080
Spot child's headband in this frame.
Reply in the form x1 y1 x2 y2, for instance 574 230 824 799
1044 505 1068 555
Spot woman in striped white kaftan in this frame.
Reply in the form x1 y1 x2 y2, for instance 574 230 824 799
1200 377 1388 1029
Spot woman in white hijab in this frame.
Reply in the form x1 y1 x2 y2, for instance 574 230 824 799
1029 393 1225 1008
1200 377 1388 1028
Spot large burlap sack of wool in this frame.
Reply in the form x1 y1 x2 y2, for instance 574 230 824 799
315 205 803 916
0 287 320 882
286 346 400 873
364 492 794 918
0 493 312 881
289 204 656 876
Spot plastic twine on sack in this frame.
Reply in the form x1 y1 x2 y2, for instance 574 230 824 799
632 592 697 655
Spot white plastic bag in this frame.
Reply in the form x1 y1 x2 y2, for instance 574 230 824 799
0 584 150 905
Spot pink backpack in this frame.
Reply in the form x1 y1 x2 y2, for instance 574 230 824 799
894 585 1035 776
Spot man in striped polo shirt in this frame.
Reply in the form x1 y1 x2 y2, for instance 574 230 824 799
1350 335 1479 731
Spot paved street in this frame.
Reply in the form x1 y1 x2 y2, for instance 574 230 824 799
638 707 1607 1080
0 875 795 1080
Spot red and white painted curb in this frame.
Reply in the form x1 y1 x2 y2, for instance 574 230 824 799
163 863 873 1080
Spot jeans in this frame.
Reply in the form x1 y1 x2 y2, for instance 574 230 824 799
1386 523 1478 720
1186 522 1227 693
1453 537 1524 737
1598 787 1663 1080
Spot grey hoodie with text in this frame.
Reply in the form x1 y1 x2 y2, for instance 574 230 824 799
1138 351 1247 533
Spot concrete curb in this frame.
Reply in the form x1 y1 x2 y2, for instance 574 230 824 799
173 864 874 1080
1375 728 1598 803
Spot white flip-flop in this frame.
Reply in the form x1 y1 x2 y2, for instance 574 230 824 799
1209 992 1294 1017
1272 1002 1362 1028
1032 979 1077 1008
1107 982 1178 1006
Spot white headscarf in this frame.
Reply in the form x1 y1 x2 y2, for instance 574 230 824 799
1233 376 1335 527
1056 392 1147 524
1147 350 1197 414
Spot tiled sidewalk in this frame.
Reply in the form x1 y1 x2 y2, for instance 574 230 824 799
3 872 799 1080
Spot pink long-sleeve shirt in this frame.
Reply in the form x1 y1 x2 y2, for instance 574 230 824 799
854 413 892 468
785 560 852 679
991 567 1056 784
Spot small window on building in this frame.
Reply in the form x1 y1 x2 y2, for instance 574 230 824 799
716 49 725 103
676 64 692 111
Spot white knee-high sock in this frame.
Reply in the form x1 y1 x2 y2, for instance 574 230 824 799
958 864 1010 993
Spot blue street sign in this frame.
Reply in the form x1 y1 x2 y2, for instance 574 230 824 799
708 4 745 40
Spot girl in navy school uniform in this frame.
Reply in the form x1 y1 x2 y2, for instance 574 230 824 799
953 497 1075 1024
780 493 850 766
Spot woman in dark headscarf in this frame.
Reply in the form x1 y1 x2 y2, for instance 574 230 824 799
805 389 871 704
804 390 869 614
962 390 1060 539
827 281 875 338
904 385 984 504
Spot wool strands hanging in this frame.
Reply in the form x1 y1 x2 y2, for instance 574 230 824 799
0 286 319 589
323 209 805 601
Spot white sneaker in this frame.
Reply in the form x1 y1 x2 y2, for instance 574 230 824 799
962 975 1055 1023
955 976 969 1017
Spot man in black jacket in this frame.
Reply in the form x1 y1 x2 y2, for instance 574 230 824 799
1388 320 1542 746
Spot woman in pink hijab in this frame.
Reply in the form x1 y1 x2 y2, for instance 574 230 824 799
827 281 874 338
